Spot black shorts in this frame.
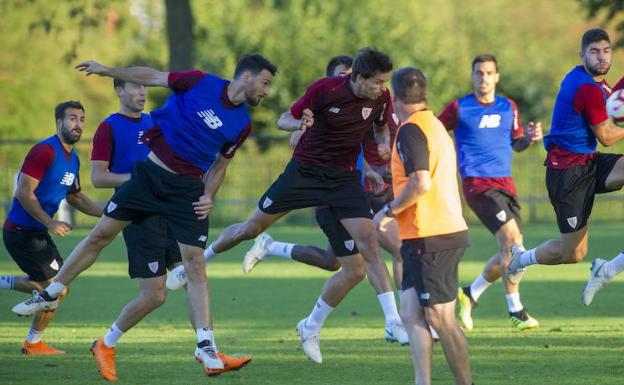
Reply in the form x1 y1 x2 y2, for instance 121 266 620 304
401 242 465 307
104 159 209 248
259 160 373 220
465 189 521 234
123 215 182 279
315 207 359 257
365 187 393 214
3 229 63 282
546 153 622 233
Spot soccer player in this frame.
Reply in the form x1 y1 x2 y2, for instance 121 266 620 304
438 54 543 331
2 101 102 354
12 54 277 377
373 67 472 385
507 29 624 306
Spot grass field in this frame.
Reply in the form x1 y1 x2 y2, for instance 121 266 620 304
1 222 624 385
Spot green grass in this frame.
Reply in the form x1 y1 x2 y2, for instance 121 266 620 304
1 223 624 384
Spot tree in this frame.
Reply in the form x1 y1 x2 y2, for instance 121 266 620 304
578 0 624 47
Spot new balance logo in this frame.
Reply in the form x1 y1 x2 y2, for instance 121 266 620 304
197 109 223 129
59 172 75 186
478 114 502 128
198 235 208 242
329 107 340 113
420 292 430 300
137 130 144 144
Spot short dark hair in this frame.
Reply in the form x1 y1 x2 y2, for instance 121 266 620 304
391 67 427 104
581 28 610 51
234 54 278 79
472 54 498 72
351 48 393 80
326 55 353 77
113 77 126 90
55 101 84 121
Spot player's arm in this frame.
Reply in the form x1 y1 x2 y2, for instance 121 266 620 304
15 173 72 236
512 122 543 152
194 155 232 220
575 84 624 146
363 158 384 189
75 61 169 88
65 191 103 217
90 160 130 188
591 118 624 146
373 122 391 160
277 108 314 132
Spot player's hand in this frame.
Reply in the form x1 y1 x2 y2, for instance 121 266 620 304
299 108 314 130
47 220 72 237
75 61 109 76
373 210 394 232
365 168 385 193
527 121 543 142
377 144 391 160
193 195 214 219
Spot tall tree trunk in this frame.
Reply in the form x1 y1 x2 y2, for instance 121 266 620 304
165 0 194 71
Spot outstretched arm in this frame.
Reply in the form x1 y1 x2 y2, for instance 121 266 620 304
65 192 103 217
75 61 169 87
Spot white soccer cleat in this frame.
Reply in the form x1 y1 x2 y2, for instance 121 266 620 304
194 345 224 370
242 233 273 274
12 290 58 316
166 264 188 291
296 318 322 364
507 244 527 285
583 258 609 306
384 320 409 345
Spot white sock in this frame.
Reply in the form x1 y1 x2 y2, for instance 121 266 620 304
377 291 401 324
0 276 14 289
518 248 538 268
45 281 66 298
26 328 43 343
203 244 217 263
602 252 624 280
103 322 124 347
267 241 294 259
469 274 492 302
505 293 524 313
306 297 334 331
196 327 218 351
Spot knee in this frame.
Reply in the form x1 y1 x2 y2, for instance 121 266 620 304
343 264 366 283
355 236 378 255
144 288 167 309
87 227 115 248
424 308 451 332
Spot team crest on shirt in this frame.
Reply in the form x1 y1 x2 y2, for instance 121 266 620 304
361 107 373 120
148 261 159 274
344 240 355 251
107 201 118 213
262 197 273 209
496 210 507 222
567 216 578 229
50 260 59 271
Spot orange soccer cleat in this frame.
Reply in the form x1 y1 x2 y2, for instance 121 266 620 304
21 340 65 355
90 338 118 381
197 351 252 377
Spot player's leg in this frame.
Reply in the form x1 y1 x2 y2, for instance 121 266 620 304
376 218 403 289
399 288 433 385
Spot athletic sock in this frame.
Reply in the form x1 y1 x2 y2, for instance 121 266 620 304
505 293 524 313
0 276 14 289
518 248 538 268
469 274 492 302
602 252 624 280
103 322 124 348
44 281 65 299
196 327 218 352
203 244 217 263
26 328 43 343
377 291 401 324
305 297 334 331
267 241 294 259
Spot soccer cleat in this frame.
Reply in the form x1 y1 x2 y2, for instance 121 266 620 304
196 352 252 376
91 338 118 381
384 320 410 345
457 286 476 331
509 309 539 331
242 233 273 274
21 340 65 355
296 318 322 364
507 244 527 285
194 341 224 375
583 258 609 306
12 290 58 316
166 264 188 291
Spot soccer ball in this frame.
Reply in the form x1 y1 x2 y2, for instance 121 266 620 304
606 89 624 127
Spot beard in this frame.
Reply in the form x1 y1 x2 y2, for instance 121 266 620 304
60 126 81 144
245 93 261 106
585 60 610 76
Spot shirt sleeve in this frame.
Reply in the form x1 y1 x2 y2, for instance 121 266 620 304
91 121 114 161
220 123 252 158
168 70 206 92
509 99 525 140
437 100 459 131
290 78 326 119
396 123 429 175
21 143 55 180
573 83 609 126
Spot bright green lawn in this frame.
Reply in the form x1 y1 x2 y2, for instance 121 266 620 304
1 223 624 384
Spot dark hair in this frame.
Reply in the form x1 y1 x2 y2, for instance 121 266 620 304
234 54 278 79
391 67 427 104
581 28 610 51
113 77 126 90
55 101 84 121
472 54 498 72
351 48 393 80
326 55 353 77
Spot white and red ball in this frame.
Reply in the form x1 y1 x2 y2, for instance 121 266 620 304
606 89 624 127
